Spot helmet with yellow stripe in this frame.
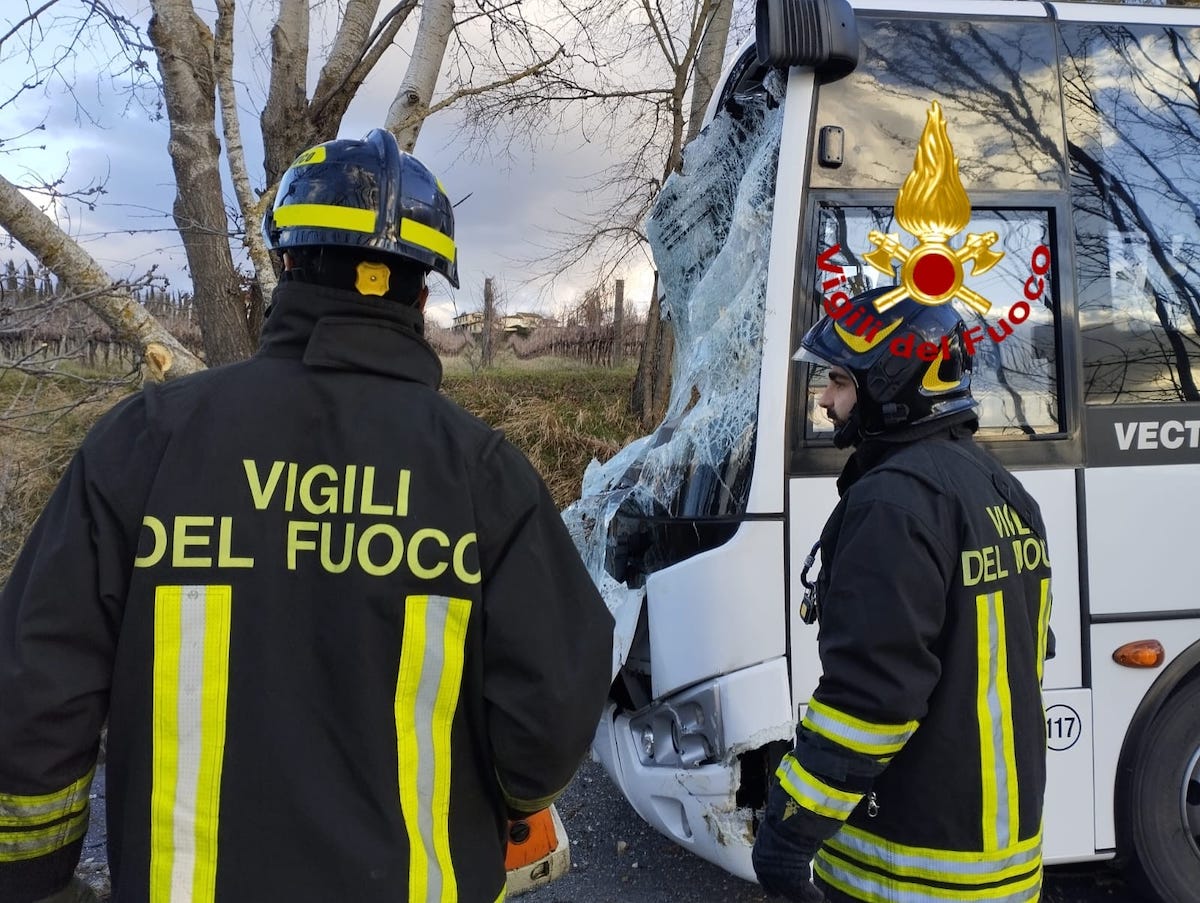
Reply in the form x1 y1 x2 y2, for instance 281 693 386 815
263 129 459 290
794 286 975 444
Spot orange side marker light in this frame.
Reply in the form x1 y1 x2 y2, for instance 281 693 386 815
1112 640 1165 669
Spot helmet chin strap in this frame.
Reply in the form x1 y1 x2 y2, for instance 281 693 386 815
833 405 863 449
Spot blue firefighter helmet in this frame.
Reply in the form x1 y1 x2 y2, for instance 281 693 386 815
263 128 459 289
795 286 976 443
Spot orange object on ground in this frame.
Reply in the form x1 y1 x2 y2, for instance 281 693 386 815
504 808 559 870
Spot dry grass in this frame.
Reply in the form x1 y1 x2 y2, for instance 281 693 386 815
0 362 641 587
0 370 138 586
443 366 641 507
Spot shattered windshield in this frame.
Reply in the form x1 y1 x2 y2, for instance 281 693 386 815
562 69 785 638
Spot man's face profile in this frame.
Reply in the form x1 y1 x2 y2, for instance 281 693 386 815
818 365 857 431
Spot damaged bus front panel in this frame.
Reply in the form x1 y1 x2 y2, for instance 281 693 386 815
565 0 1200 895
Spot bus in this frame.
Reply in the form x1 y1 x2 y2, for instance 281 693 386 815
562 1 1200 901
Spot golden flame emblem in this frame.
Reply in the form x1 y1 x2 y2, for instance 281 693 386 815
864 102 1003 315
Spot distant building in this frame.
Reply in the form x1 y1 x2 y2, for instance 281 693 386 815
451 311 552 336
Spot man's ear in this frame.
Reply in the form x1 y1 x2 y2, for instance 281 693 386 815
282 251 294 272
417 284 429 314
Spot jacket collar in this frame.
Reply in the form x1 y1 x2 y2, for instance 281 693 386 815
837 410 979 495
258 281 443 389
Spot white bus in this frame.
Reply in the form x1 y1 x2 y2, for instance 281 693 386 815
563 2 1200 901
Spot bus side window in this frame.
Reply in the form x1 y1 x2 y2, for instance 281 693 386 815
802 206 1063 443
1061 23 1200 405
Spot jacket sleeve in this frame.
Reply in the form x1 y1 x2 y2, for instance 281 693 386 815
470 433 614 817
777 494 954 844
0 396 156 902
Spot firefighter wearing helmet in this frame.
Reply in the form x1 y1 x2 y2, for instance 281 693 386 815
752 287 1055 903
0 129 613 903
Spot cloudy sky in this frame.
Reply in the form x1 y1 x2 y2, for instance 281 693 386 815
0 0 718 328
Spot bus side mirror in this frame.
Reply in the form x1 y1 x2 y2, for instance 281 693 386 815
755 0 860 76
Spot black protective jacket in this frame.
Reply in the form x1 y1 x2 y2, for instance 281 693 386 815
781 419 1052 903
0 282 614 903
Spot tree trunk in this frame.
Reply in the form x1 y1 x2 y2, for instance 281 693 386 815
385 0 455 151
631 272 672 429
260 0 315 187
481 276 496 369
686 0 733 143
215 0 276 316
0 173 204 379
613 278 625 367
149 0 255 366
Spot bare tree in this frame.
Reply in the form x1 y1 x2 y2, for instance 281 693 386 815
149 0 256 366
0 172 204 378
460 0 739 427
1 0 574 377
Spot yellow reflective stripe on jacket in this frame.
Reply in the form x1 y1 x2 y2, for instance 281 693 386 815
815 845 1043 902
0 806 89 861
0 766 94 828
802 698 918 758
776 753 863 821
823 823 1042 885
273 203 377 234
1036 579 1052 683
976 590 1020 851
149 585 232 903
396 595 471 903
400 218 456 262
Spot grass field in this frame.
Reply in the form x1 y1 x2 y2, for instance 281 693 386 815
0 359 642 586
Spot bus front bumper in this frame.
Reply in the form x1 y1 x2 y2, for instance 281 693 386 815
590 659 794 882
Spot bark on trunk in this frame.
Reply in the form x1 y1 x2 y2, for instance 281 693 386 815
385 0 455 151
215 0 276 315
149 0 255 366
260 0 315 187
0 173 204 379
686 0 732 143
631 272 672 429
481 276 496 369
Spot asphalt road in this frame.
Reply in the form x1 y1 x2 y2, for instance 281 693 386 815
524 759 1141 903
79 760 1141 901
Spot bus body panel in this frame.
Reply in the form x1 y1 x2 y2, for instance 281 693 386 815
1085 464 1200 617
1042 687 1097 862
646 521 787 699
1090 620 1200 850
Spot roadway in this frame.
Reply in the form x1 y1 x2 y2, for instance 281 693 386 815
79 761 1136 901
524 759 1139 903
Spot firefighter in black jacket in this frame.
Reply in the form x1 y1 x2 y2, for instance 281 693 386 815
752 288 1053 903
0 129 614 903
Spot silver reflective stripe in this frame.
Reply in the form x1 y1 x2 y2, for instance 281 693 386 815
417 599 450 903
396 595 470 903
976 591 1019 851
0 768 94 827
776 754 862 820
0 809 88 860
802 700 916 757
170 593 207 897
150 585 232 903
825 824 1041 882
816 848 1042 902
